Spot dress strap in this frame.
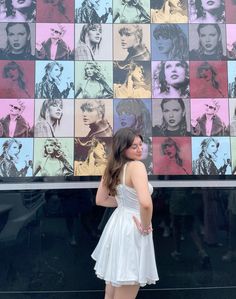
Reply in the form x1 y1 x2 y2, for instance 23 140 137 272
122 163 128 185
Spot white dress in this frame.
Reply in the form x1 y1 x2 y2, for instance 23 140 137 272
91 164 159 287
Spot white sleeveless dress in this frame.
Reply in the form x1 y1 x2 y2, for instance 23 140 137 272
91 164 159 287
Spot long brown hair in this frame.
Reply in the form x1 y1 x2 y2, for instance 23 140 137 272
103 127 142 196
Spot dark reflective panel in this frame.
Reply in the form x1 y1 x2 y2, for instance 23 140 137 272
0 187 236 296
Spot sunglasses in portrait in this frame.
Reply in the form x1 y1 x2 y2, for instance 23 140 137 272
50 28 62 35
10 104 21 111
205 104 216 110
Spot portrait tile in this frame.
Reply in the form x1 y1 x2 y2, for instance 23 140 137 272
192 136 231 175
152 98 191 136
151 23 189 61
113 0 150 24
0 138 34 177
113 24 150 62
226 24 236 60
75 98 113 137
33 137 74 177
189 23 226 61
75 23 112 61
113 61 151 98
188 0 225 23
34 99 74 138
228 61 236 98
75 61 113 99
0 98 34 138
152 60 190 99
231 137 236 174
0 60 35 98
0 0 36 22
36 0 74 23
35 60 74 99
151 0 188 23
74 136 112 176
152 136 192 175
113 98 152 138
75 0 113 23
35 23 74 60
225 0 236 23
190 98 229 136
229 98 236 136
189 61 228 98
0 22 36 60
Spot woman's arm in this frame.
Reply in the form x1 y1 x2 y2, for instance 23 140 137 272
130 161 153 229
96 177 118 207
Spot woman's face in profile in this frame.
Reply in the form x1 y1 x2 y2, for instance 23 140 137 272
49 64 62 80
45 141 55 155
85 64 96 77
164 61 186 86
201 0 221 12
8 142 20 158
7 24 29 54
120 31 138 50
12 0 32 9
205 140 218 156
162 100 184 130
88 26 102 44
82 104 100 125
163 143 176 159
199 25 220 54
118 110 136 128
155 35 172 55
49 101 63 120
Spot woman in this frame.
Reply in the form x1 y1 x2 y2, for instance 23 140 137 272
195 61 225 97
0 23 34 60
0 138 32 177
75 62 113 99
35 61 72 99
0 0 36 22
193 137 230 175
37 0 72 22
79 99 113 138
91 127 158 298
36 24 73 60
113 0 150 23
115 98 152 137
191 99 228 136
118 24 150 62
75 24 102 61
0 99 32 138
34 99 63 137
114 62 151 98
190 0 225 23
1 61 31 98
154 137 190 175
152 24 188 60
74 137 108 176
153 60 189 98
151 0 188 23
190 24 226 60
153 98 190 136
76 0 111 23
33 138 73 177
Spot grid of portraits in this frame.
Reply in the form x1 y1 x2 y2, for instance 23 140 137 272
0 0 236 178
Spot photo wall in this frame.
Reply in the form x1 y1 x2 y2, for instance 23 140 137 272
0 0 236 180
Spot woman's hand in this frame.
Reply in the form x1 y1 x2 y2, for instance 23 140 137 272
133 215 153 235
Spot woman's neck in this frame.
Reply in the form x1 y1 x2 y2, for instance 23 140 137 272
204 11 218 22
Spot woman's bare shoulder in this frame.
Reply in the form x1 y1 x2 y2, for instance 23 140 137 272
128 160 146 172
